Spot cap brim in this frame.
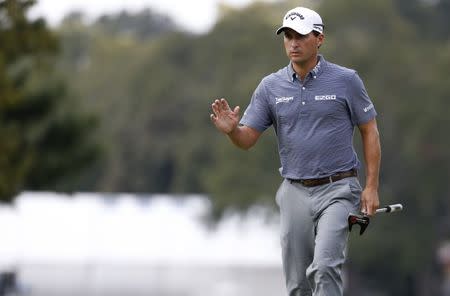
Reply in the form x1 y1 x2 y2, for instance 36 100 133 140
275 25 313 35
276 26 286 35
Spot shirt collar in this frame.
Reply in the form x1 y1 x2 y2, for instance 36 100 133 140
288 55 326 82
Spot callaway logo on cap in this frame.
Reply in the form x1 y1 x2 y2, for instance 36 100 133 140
276 7 324 35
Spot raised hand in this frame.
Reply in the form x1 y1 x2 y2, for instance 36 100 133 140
210 98 241 134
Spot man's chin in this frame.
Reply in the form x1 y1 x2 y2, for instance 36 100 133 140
290 57 306 64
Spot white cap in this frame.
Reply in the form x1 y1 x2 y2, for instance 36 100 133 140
276 7 324 35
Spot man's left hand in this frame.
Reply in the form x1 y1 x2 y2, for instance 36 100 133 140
360 188 380 216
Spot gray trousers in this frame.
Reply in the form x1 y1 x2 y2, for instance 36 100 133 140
275 177 362 296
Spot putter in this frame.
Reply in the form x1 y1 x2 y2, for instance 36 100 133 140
348 204 403 235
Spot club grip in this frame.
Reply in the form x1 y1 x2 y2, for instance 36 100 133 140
376 204 403 213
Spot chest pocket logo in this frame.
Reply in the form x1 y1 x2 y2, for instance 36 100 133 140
275 96 294 104
314 95 336 101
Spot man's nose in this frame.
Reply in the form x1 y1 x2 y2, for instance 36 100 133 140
290 39 300 48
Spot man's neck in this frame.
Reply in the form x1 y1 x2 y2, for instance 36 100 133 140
292 55 319 81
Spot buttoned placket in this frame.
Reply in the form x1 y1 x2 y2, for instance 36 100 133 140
296 72 317 106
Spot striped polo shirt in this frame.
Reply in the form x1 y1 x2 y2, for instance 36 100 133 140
240 55 377 180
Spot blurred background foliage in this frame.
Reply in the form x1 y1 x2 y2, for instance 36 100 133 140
0 0 449 294
0 0 100 199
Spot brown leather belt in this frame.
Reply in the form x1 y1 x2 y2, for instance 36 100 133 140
289 168 357 187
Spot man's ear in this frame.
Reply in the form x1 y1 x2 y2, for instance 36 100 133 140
317 34 324 48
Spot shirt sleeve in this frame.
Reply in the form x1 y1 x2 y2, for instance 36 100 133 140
346 72 377 125
239 79 273 132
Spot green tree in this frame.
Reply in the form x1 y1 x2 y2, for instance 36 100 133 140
0 0 100 201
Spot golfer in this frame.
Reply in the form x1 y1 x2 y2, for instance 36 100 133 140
210 6 380 296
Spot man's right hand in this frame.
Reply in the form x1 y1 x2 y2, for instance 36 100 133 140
210 98 240 134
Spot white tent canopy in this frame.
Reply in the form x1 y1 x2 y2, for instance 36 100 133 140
0 192 280 267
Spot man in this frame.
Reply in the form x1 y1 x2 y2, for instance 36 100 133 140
210 6 380 296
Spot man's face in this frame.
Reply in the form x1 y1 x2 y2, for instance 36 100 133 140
283 28 323 64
